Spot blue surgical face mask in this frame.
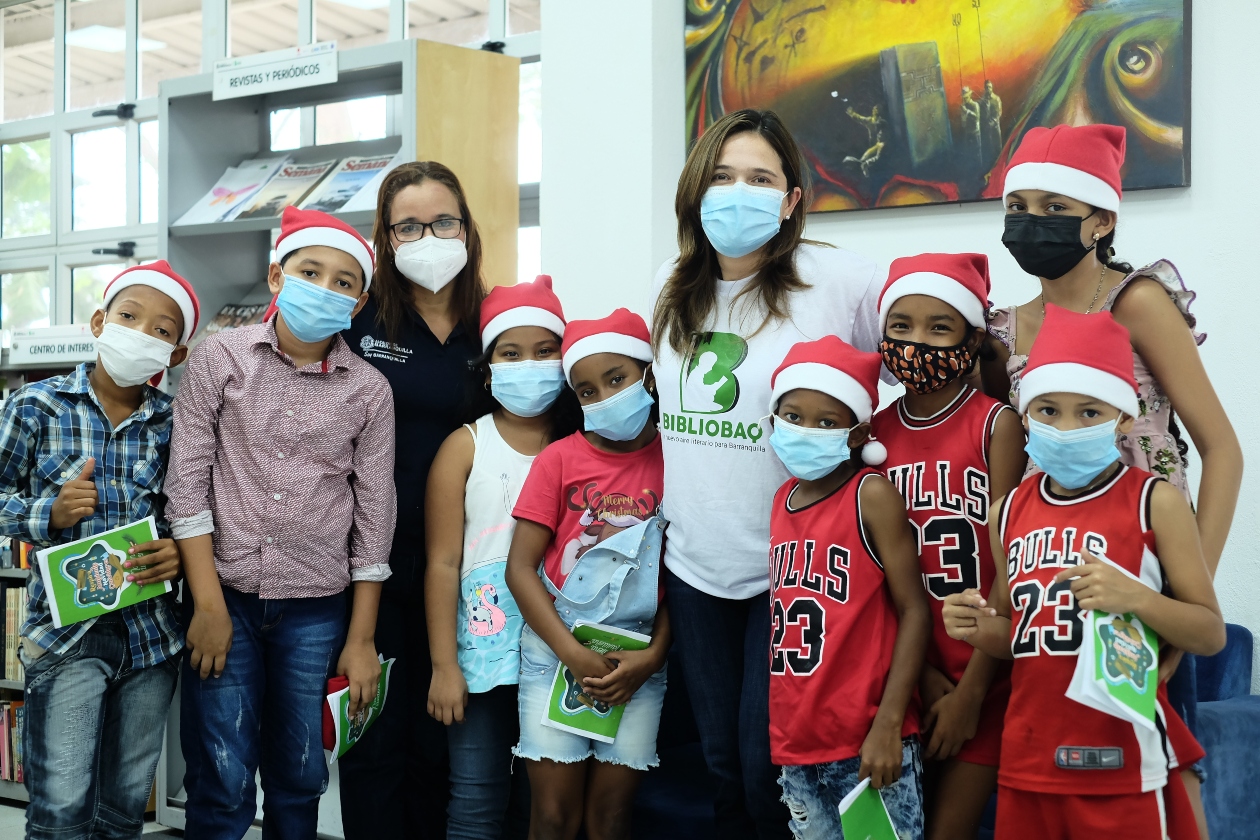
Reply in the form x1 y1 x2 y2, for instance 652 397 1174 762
581 378 655 442
275 275 358 343
1025 417 1122 490
700 182 787 258
490 360 565 418
770 419 851 481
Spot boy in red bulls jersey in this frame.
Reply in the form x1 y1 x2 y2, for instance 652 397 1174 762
942 306 1224 840
766 336 931 839
871 253 1028 840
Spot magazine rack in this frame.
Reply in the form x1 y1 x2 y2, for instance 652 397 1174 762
159 38 521 323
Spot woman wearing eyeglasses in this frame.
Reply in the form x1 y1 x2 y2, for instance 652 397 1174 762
341 161 489 839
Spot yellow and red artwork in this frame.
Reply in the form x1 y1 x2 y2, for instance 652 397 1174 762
686 0 1189 212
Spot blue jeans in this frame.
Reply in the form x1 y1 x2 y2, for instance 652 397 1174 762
778 740 925 840
664 568 789 840
181 588 346 840
22 615 179 840
447 684 529 840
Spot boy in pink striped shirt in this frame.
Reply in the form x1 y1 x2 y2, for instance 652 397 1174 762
166 208 396 839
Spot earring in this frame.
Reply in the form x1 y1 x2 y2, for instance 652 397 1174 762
484 382 491 391
1092 232 1101 241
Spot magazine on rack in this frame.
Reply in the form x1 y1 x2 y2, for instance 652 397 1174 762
173 157 289 225
231 159 338 220
300 154 398 213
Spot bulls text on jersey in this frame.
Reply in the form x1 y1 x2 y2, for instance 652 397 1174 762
769 538 851 677
1006 525 1109 660
886 460 989 601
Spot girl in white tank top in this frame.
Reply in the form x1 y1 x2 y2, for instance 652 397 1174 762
424 276 577 838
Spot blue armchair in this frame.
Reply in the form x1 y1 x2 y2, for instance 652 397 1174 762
1195 623 1260 839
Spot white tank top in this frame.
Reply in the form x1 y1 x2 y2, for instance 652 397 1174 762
461 413 535 578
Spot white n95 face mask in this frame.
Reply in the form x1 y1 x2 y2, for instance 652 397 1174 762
95 323 174 387
394 237 468 293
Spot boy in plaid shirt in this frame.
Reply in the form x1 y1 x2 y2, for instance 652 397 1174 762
0 262 199 840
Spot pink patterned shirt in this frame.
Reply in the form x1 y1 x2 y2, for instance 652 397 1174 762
165 320 396 598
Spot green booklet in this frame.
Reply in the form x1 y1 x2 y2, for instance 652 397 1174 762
1067 609 1159 730
1065 554 1160 731
325 656 395 764
837 777 899 840
35 517 170 628
540 621 651 744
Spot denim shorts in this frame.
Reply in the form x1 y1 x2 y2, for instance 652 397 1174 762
778 738 925 840
513 626 666 771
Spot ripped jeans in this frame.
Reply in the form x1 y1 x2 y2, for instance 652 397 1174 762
181 588 347 840
778 739 924 840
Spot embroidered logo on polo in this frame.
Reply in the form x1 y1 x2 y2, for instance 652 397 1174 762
662 331 764 445
359 335 413 364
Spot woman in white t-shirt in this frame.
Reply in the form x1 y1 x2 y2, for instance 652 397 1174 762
650 109 883 839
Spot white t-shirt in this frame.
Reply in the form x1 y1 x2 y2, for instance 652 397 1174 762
651 242 884 599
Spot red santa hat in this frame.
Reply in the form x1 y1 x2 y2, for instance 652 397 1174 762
561 308 652 384
878 253 990 331
102 260 200 345
770 335 882 423
273 206 375 289
1002 124 1126 212
1019 304 1138 417
480 275 567 351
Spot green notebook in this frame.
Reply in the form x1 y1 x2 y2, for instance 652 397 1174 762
540 621 651 744
35 517 169 628
838 777 899 840
326 657 395 764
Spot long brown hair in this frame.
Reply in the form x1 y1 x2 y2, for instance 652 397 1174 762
370 161 486 345
651 109 814 356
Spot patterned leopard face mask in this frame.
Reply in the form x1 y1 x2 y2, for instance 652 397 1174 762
880 336 976 395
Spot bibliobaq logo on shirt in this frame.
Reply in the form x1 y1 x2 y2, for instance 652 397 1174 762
359 335 412 364
662 331 764 444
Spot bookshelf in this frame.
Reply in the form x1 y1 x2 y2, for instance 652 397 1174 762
159 38 521 325
0 557 27 803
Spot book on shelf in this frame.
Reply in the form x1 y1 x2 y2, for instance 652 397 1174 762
300 153 398 213
187 303 270 352
339 150 405 213
1 583 26 683
9 702 23 782
173 156 290 226
232 159 339 221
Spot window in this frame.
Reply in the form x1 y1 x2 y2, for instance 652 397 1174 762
408 0 489 45
3 1 56 121
2 137 51 238
1 269 52 330
315 96 387 145
66 0 128 112
140 121 160 224
72 127 127 231
518 226 540 284
71 263 125 325
519 61 540 184
317 0 389 51
508 0 540 35
231 0 299 57
141 0 203 99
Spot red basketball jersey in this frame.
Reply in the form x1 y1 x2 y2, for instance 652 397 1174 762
871 387 1012 683
768 469 919 766
998 466 1186 794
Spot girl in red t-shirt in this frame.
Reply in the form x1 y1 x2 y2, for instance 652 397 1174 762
506 309 670 840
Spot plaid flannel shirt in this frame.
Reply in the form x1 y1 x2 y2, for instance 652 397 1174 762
0 363 182 668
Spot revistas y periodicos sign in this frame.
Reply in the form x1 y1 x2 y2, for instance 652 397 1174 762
213 42 338 101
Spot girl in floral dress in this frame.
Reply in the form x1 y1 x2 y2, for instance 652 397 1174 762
980 124 1241 840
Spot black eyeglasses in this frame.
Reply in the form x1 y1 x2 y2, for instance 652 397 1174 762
389 218 464 242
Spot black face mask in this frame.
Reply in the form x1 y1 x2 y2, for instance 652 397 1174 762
1001 211 1097 280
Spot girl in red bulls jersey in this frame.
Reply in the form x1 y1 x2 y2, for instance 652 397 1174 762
766 336 931 839
943 307 1224 840
506 310 669 840
871 253 1028 840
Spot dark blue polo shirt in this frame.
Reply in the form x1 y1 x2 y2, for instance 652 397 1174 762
345 297 481 594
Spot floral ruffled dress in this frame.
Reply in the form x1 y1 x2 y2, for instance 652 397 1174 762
987 259 1205 502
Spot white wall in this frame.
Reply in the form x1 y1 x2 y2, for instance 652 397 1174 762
542 2 1260 686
